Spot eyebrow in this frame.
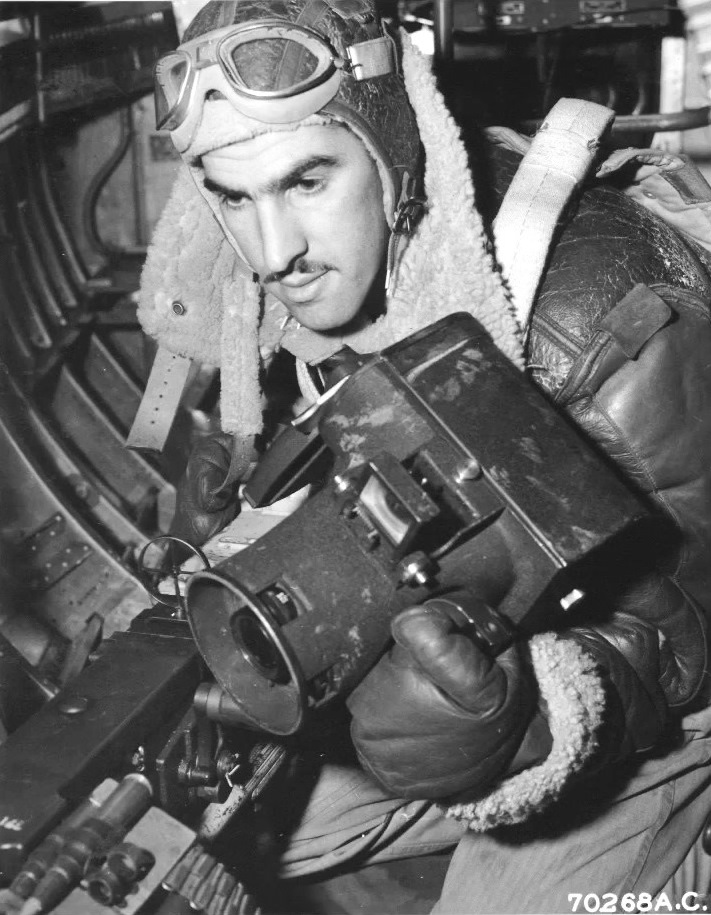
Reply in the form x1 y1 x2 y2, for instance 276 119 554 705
203 154 341 201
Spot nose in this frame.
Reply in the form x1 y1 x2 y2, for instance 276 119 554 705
256 199 308 280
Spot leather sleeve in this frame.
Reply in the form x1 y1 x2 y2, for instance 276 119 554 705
441 143 711 831
526 174 711 765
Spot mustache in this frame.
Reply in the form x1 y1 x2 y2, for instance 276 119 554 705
262 258 333 285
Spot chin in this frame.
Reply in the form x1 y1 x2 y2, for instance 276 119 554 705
291 303 364 334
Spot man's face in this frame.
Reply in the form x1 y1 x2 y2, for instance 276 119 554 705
202 123 390 333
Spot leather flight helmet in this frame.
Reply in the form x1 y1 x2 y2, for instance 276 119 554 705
171 0 424 228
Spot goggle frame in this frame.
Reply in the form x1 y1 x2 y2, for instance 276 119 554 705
154 20 396 152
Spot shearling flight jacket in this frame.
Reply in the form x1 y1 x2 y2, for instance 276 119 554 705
442 143 711 831
526 150 711 745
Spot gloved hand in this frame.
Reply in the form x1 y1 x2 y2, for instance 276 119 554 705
170 432 244 547
347 599 542 800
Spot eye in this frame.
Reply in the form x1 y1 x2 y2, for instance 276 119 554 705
295 175 324 194
220 193 247 211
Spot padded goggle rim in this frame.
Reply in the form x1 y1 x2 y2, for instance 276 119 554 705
154 50 193 131
154 21 345 134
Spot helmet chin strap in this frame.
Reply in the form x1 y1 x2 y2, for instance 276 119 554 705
385 170 426 295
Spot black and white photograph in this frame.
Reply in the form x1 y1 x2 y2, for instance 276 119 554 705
1 2 711 913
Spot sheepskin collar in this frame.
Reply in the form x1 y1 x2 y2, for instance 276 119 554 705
137 33 522 436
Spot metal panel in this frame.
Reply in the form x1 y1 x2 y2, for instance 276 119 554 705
1 366 147 553
34 135 89 289
94 307 154 388
22 136 80 312
16 197 70 329
41 364 174 523
0 409 148 643
0 202 53 353
81 334 143 434
0 142 70 336
22 514 93 591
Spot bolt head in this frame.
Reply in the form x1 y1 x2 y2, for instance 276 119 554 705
333 474 351 494
401 556 432 587
456 459 482 482
57 696 89 716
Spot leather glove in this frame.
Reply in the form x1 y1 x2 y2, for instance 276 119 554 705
170 432 244 547
347 599 540 800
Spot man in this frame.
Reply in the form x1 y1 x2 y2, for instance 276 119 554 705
139 0 711 910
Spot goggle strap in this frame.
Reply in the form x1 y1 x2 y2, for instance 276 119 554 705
346 35 396 80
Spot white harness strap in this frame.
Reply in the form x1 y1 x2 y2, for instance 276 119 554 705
493 98 615 338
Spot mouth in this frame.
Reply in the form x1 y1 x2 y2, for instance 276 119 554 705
276 271 328 306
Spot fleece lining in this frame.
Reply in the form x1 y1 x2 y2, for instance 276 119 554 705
445 634 605 829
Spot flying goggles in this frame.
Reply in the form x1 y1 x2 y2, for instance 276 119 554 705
155 20 397 153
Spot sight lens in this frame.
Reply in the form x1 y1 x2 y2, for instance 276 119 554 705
230 586 297 684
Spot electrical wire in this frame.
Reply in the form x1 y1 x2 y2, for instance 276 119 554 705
81 105 146 258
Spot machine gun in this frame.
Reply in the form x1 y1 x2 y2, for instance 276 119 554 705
0 531 285 912
0 313 654 912
0 597 284 913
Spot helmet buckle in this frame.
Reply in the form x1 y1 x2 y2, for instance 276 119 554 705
345 34 396 80
392 196 426 235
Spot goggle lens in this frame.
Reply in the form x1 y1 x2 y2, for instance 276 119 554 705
228 37 323 96
220 25 337 99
